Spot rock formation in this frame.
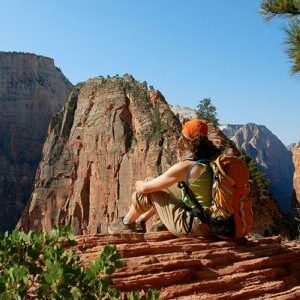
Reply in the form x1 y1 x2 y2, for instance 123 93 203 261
220 124 294 213
169 105 197 122
17 76 183 234
18 76 287 237
293 144 300 206
0 51 73 232
75 232 300 299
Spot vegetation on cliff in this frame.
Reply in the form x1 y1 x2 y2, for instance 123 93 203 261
196 98 219 126
0 226 159 299
239 150 271 203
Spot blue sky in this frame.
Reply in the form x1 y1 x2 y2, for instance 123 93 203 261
1 0 299 145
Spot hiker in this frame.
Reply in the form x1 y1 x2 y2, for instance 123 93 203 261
108 119 221 236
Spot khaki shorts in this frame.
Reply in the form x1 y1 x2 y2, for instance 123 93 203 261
132 184 211 237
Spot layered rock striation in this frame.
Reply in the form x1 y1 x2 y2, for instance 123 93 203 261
0 52 73 231
76 232 300 299
17 76 183 234
18 76 287 236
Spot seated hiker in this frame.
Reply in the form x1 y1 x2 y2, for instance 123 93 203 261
108 119 221 237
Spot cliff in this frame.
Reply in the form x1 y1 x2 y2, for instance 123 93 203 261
219 124 294 213
293 142 300 231
293 144 300 206
0 52 73 231
17 76 183 234
170 105 197 122
75 232 300 299
17 76 286 237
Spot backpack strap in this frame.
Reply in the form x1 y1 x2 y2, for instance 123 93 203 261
178 158 212 231
185 159 211 185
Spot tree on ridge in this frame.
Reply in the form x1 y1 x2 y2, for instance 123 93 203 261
196 98 219 126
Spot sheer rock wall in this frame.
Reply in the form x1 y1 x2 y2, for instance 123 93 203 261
0 52 73 231
17 76 182 234
18 76 285 236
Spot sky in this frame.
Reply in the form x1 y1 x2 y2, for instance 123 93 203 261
1 0 299 145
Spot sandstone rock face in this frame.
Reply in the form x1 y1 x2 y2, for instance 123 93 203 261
220 123 294 213
75 232 300 299
17 76 183 234
169 105 197 122
293 144 300 205
0 52 73 231
18 77 286 236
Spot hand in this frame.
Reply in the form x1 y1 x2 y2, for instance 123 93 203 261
135 180 146 193
144 176 155 182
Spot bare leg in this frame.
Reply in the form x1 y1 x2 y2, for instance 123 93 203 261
136 207 156 222
124 177 156 224
123 204 141 224
124 206 156 224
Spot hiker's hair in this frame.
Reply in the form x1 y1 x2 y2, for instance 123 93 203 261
186 135 221 160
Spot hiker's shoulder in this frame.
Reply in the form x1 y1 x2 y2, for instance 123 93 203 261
173 160 204 172
168 161 191 173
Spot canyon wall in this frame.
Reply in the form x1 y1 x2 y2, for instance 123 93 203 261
0 52 73 231
18 76 287 236
17 76 182 234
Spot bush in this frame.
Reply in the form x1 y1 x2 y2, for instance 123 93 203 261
238 150 270 203
0 226 159 299
196 98 219 126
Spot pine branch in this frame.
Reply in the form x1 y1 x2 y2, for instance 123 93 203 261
284 19 300 73
260 0 300 20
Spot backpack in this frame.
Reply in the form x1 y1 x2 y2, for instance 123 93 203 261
180 154 253 240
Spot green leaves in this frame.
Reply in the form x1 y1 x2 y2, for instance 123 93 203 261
260 0 300 74
0 265 29 299
196 98 219 126
0 227 159 299
260 0 300 19
239 150 270 203
130 289 160 300
284 18 300 73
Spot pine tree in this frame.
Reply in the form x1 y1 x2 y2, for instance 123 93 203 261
196 98 219 126
260 0 300 73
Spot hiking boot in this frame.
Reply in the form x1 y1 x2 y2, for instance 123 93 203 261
135 220 146 233
150 219 168 232
108 217 136 234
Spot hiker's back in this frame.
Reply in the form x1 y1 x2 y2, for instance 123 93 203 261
182 163 213 209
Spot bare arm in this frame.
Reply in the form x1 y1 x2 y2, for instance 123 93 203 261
135 162 193 193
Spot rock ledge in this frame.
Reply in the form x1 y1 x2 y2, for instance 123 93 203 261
75 232 300 299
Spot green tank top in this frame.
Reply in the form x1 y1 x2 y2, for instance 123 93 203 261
181 163 213 209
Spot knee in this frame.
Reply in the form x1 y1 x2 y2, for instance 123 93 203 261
131 191 153 213
144 176 155 182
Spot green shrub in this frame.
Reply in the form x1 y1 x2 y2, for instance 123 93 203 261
0 226 159 299
149 106 166 142
238 150 270 203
